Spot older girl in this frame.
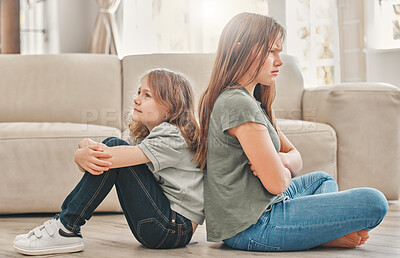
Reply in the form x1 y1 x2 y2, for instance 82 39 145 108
195 12 388 251
14 69 204 255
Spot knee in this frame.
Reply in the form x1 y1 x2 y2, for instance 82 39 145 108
102 137 129 147
362 188 389 220
312 171 336 182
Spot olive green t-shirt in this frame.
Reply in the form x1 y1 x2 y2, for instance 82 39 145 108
205 87 287 242
137 122 204 225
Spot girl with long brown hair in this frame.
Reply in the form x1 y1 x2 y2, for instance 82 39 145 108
14 69 203 255
196 12 388 251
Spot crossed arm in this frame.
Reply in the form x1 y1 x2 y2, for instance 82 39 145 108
74 138 149 175
228 122 302 195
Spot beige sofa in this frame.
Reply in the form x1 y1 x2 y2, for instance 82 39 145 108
0 53 399 214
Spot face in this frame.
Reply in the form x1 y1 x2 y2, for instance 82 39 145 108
132 76 168 131
253 41 283 86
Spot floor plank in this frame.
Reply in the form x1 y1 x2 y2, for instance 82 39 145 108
1 201 399 257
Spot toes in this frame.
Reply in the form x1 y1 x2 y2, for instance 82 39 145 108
357 230 369 239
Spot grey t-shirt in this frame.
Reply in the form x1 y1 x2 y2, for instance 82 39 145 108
205 87 287 242
137 122 204 225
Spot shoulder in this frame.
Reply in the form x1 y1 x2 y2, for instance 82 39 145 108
217 87 251 103
145 122 186 147
149 122 181 136
214 88 258 111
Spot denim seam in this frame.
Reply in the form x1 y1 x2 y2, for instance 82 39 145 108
272 217 377 229
172 224 182 248
291 177 331 199
176 213 190 227
136 218 171 248
128 166 170 223
69 172 110 232
156 229 171 249
248 238 283 252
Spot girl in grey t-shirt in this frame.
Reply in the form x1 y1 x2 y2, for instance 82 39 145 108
14 69 204 255
195 12 387 251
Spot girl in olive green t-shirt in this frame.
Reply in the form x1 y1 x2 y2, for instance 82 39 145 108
195 12 388 251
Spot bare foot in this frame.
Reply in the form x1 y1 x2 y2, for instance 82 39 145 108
321 230 369 248
357 230 369 245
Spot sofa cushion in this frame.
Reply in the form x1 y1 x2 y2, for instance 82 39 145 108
277 119 337 179
0 122 122 214
0 54 122 129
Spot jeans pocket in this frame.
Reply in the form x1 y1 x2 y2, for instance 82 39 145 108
137 218 171 249
247 239 282 252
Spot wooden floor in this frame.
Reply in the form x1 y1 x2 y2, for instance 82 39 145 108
1 201 399 257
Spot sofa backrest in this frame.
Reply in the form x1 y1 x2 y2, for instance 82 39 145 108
122 53 215 129
0 54 122 129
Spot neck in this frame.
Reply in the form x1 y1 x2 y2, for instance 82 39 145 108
244 84 257 97
146 123 158 132
237 76 257 98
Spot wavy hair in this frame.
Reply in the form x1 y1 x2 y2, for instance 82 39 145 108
129 69 199 152
194 13 286 169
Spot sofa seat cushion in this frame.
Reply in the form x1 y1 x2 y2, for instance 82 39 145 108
277 119 337 179
0 122 121 141
0 122 122 214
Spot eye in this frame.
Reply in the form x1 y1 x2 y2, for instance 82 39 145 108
137 90 141 95
145 93 151 98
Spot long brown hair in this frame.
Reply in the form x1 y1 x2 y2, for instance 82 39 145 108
194 12 285 169
129 69 199 152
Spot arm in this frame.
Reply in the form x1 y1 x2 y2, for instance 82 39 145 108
75 141 150 175
228 122 291 195
277 127 303 178
101 145 150 169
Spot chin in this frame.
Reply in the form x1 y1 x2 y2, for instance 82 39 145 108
131 114 140 123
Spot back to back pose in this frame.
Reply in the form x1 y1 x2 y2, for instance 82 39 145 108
195 12 388 251
14 69 204 255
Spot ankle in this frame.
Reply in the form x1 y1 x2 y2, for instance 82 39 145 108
56 216 74 234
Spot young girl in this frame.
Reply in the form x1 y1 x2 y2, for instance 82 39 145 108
195 12 388 251
14 69 204 255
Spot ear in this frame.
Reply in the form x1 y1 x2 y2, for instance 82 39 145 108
164 110 170 121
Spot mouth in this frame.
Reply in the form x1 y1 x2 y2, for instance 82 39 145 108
271 70 279 75
134 108 142 113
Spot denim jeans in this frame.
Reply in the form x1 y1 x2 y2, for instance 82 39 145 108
59 137 193 249
223 171 388 251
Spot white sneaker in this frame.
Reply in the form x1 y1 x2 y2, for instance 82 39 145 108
13 217 84 255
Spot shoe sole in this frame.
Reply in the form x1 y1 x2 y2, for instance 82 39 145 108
13 242 84 256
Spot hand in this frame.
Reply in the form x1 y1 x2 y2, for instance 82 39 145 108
78 138 96 148
74 145 113 175
278 152 290 169
78 138 109 149
248 161 258 177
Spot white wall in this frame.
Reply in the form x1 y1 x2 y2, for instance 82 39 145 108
57 0 98 53
364 1 400 88
365 48 400 88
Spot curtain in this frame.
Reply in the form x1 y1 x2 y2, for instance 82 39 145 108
89 0 121 55
337 0 366 82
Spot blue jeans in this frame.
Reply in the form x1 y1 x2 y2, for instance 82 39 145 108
223 171 388 251
59 137 193 249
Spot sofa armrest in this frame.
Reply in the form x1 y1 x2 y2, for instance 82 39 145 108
302 82 400 200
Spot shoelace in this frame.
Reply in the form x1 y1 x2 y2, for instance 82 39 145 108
27 219 56 238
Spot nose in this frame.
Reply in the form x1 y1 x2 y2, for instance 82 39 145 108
274 54 283 68
134 95 141 105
